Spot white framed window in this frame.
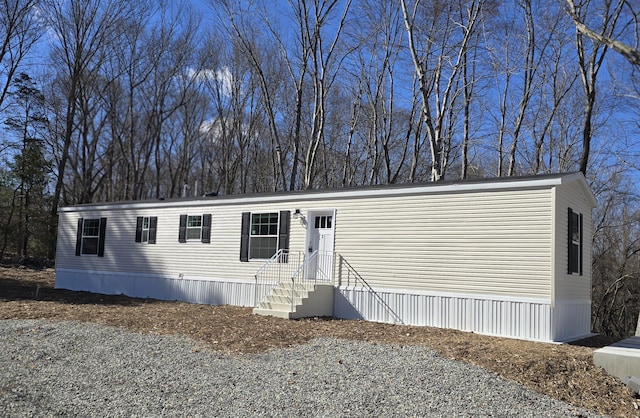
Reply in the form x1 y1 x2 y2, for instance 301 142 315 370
141 217 150 242
75 217 106 257
250 212 279 259
240 211 290 262
81 219 100 255
187 215 202 240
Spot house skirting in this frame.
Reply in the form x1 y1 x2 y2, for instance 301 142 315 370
55 270 590 342
55 269 257 307
334 286 591 343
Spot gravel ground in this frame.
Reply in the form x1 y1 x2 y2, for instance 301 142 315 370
0 320 601 417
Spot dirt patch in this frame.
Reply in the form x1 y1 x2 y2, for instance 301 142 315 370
0 265 637 417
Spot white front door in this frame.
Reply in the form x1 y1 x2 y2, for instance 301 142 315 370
306 210 335 281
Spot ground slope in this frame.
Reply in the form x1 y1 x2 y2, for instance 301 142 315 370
0 265 637 417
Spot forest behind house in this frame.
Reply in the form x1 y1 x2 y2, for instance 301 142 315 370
1 0 639 338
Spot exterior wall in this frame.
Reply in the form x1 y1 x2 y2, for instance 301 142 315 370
56 186 555 299
55 203 308 286
551 181 595 340
330 187 554 298
55 174 595 342
552 182 594 301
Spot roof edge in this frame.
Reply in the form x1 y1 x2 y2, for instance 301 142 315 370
58 172 589 212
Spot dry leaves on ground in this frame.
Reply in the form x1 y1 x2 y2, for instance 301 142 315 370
0 265 637 417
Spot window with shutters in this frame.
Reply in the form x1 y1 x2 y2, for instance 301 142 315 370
135 216 157 244
75 217 107 257
178 214 211 243
240 211 289 261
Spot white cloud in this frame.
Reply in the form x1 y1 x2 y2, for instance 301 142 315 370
188 66 233 98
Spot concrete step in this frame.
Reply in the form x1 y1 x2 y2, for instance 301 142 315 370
257 301 295 311
252 307 291 319
264 294 308 306
254 281 333 319
594 336 640 381
271 288 309 299
270 282 312 290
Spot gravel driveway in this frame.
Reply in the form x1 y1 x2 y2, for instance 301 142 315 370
0 319 600 417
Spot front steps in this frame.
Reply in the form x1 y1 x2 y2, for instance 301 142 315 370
253 281 334 319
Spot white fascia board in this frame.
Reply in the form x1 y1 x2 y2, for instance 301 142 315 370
58 175 572 213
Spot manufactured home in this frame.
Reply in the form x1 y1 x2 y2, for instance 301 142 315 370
55 172 596 342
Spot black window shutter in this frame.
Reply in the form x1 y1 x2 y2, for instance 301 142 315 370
178 214 187 243
201 213 211 243
240 212 250 262
97 218 107 257
148 216 158 244
567 208 574 274
278 210 291 263
75 218 83 256
579 213 583 275
135 217 143 242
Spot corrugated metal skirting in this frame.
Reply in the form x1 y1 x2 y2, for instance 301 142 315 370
56 269 589 342
56 269 255 307
334 286 555 341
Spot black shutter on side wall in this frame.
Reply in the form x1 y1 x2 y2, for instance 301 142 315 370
201 214 211 243
178 215 187 243
240 212 250 262
97 218 107 257
135 217 143 242
278 210 291 263
148 217 157 244
567 208 574 274
75 218 83 256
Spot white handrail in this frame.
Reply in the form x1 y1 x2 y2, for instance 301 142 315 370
254 249 304 307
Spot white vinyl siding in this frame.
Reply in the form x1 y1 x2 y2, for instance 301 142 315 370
553 182 593 301
330 189 553 298
56 187 554 299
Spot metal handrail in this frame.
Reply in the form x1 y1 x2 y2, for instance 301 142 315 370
290 250 315 311
254 249 284 307
254 249 285 277
336 254 404 325
289 250 335 311
254 249 304 307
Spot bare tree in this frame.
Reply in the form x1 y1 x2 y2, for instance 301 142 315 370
401 0 484 181
0 0 42 113
43 0 138 206
217 0 288 191
567 0 624 175
566 0 640 67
